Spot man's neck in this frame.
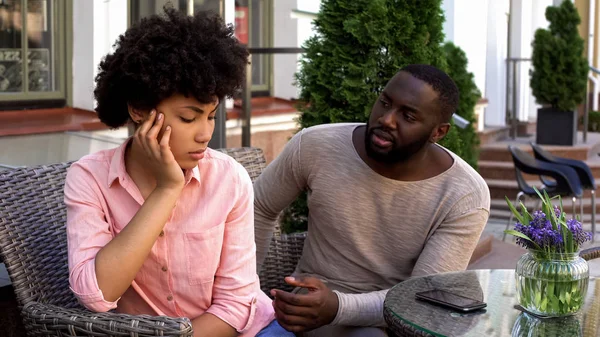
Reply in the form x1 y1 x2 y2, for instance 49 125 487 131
352 125 452 181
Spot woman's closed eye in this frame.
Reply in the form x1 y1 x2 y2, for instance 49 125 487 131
180 116 196 123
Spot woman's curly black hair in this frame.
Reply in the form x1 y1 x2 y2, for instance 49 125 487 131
94 7 249 128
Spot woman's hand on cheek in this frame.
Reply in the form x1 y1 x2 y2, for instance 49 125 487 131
134 109 185 191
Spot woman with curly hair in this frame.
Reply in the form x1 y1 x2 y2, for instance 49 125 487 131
64 7 292 337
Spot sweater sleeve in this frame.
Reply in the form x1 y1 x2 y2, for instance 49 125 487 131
331 289 389 327
253 129 309 270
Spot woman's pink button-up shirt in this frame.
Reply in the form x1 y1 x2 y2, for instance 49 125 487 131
64 140 274 336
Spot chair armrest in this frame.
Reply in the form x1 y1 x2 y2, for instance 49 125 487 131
532 163 583 198
580 246 600 261
22 301 193 337
259 232 307 294
539 175 557 189
554 158 596 190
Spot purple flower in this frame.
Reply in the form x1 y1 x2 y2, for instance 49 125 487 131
553 206 562 218
566 219 592 247
512 212 591 251
506 190 592 252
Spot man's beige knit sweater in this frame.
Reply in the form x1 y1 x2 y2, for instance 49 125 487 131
254 123 490 327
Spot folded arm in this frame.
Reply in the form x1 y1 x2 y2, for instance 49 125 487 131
204 166 261 335
65 164 180 311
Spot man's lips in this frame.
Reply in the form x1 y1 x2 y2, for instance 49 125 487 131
372 129 394 142
371 129 394 148
372 133 393 148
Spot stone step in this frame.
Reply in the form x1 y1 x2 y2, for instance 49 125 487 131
477 126 510 146
479 161 535 181
486 179 598 200
479 144 596 162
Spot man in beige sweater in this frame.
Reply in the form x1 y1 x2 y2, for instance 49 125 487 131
254 64 491 336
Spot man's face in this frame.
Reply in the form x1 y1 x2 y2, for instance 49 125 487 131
365 71 445 164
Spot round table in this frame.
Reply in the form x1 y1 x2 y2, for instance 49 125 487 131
383 269 599 337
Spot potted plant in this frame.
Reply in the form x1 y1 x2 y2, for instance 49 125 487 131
504 188 591 317
530 0 588 146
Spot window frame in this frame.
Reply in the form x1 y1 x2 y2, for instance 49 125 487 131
127 0 273 94
248 0 273 94
0 0 68 103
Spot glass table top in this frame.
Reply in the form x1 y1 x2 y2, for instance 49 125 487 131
384 269 599 337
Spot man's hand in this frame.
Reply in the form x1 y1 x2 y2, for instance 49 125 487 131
270 276 339 333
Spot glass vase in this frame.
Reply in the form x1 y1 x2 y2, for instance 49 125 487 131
515 251 589 317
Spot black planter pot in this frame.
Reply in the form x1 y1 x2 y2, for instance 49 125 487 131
536 107 577 146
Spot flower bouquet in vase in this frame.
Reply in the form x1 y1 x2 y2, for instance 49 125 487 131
504 188 591 317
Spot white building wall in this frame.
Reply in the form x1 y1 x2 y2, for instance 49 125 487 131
296 0 320 43
442 0 490 130
444 0 489 98
72 0 234 111
271 0 321 99
72 0 95 111
442 0 455 42
92 0 128 81
273 0 299 100
508 0 552 123
529 0 554 120
72 0 128 112
510 0 531 122
442 0 555 127
484 0 509 126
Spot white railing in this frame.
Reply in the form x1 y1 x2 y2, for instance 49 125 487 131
589 66 600 112
584 66 600 143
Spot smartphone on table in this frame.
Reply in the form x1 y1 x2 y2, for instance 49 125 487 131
415 289 487 312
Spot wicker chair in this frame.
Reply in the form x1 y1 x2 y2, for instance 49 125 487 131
580 246 600 261
0 147 305 337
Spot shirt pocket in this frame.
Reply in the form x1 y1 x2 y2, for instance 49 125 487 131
184 223 225 285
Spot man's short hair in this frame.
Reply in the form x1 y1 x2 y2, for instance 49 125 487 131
399 64 459 123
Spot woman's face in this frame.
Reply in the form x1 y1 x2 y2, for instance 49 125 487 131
150 93 218 170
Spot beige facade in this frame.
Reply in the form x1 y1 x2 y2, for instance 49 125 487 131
575 0 600 67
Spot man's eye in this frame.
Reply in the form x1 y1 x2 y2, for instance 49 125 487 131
208 115 217 121
180 117 195 123
379 98 390 107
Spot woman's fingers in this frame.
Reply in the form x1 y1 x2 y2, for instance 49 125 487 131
159 126 176 162
137 110 155 137
146 112 164 158
136 109 156 155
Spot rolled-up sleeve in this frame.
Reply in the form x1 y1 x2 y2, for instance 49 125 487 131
64 163 118 312
206 164 259 333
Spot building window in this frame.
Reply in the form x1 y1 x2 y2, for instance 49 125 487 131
0 0 66 104
131 0 272 95
244 0 271 94
130 0 222 23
